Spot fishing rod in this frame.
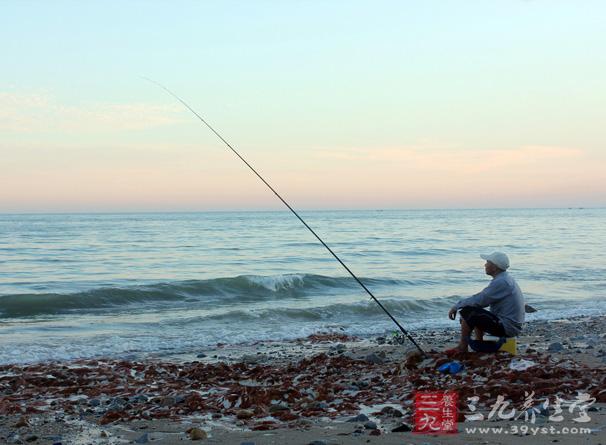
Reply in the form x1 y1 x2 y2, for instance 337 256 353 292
145 78 426 356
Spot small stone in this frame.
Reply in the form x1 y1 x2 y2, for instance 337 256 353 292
392 423 412 432
188 428 207 441
196 353 207 358
380 406 403 417
524 304 537 313
131 395 148 404
547 342 564 352
24 436 38 443
106 397 127 412
364 421 377 430
160 396 176 407
269 401 289 413
365 353 384 364
14 417 29 428
89 399 101 407
308 441 327 445
347 413 369 422
236 409 254 419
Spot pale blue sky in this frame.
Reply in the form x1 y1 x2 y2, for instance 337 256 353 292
1 1 605 211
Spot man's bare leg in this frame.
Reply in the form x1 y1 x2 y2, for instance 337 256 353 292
458 318 471 352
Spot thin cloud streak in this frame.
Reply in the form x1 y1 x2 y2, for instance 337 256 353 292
1 141 603 212
0 91 183 133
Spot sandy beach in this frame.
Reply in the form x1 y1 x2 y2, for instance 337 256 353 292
1 314 604 444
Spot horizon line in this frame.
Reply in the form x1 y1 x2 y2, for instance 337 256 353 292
0 206 603 216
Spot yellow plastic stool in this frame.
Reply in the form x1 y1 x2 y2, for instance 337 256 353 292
499 337 517 355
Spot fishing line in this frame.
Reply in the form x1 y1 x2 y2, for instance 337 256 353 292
145 78 425 355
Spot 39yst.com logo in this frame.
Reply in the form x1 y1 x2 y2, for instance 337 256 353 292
413 390 596 435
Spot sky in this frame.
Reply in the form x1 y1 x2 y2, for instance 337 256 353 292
1 0 605 212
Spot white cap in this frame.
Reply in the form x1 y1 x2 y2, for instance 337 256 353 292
480 251 510 270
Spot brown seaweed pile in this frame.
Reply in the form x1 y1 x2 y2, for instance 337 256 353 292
1 341 604 431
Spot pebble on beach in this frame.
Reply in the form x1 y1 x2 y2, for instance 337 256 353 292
187 427 207 440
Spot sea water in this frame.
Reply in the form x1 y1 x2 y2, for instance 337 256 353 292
1 208 604 364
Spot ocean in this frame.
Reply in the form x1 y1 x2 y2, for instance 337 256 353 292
1 208 605 365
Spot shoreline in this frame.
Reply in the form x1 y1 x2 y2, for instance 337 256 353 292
1 314 605 444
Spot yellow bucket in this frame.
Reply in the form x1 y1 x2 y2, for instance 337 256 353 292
499 337 517 355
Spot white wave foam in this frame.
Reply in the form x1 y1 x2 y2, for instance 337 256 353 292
246 273 307 291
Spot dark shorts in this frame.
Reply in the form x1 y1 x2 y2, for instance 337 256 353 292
459 306 506 337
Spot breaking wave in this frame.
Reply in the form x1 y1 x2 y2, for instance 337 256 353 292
0 274 417 318
173 296 460 325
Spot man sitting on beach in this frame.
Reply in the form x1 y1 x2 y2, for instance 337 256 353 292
447 252 525 353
